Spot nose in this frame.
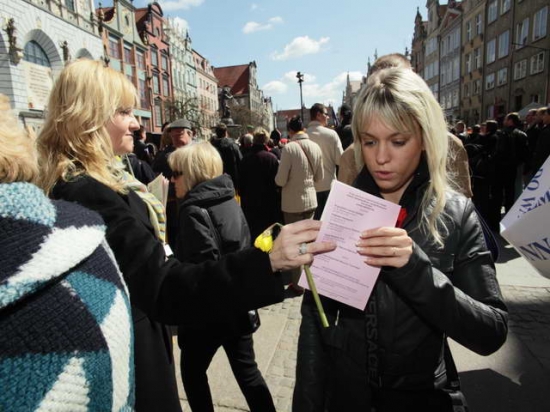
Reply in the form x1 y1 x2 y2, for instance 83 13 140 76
129 115 140 131
375 142 390 165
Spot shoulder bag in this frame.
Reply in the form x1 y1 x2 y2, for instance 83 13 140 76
443 339 470 412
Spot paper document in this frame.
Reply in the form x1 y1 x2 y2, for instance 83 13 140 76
147 174 169 208
501 155 550 278
298 181 401 310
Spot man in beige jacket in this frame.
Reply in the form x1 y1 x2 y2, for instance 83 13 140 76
275 115 323 293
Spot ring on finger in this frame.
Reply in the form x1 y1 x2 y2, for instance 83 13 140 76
299 242 308 256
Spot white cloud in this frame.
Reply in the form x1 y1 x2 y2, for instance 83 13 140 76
242 16 283 34
159 0 203 12
271 36 330 61
263 80 288 94
172 17 189 33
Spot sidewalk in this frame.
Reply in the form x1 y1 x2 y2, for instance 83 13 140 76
174 235 550 411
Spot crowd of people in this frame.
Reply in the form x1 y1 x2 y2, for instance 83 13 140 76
5 51 550 411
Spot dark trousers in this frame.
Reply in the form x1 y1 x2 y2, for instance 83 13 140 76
489 165 516 230
179 331 275 412
314 190 330 220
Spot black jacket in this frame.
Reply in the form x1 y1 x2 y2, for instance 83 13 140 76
238 145 282 240
210 137 243 190
52 175 284 411
175 174 255 336
294 161 508 411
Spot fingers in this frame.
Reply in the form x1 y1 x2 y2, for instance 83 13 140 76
356 227 413 268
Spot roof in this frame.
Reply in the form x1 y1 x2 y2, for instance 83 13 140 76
214 64 250 96
277 109 302 119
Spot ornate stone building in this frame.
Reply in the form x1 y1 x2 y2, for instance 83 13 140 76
135 2 171 133
193 49 218 136
96 0 151 130
0 0 102 131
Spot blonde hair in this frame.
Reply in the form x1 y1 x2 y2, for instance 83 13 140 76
37 59 137 194
352 68 450 247
168 142 223 190
0 94 39 183
253 127 269 145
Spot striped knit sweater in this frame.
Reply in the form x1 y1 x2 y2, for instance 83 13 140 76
0 182 134 411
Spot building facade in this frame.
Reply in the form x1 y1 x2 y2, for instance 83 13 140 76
193 49 218 136
97 0 151 130
0 0 102 131
135 2 171 134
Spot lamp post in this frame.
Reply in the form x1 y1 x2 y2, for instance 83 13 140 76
296 71 304 120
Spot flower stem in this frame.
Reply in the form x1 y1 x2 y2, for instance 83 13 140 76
304 265 329 328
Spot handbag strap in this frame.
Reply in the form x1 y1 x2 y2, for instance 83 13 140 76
294 140 316 173
444 338 461 390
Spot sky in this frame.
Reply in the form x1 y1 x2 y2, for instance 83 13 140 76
131 0 434 111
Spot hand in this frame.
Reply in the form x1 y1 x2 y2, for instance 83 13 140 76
356 227 413 268
269 220 336 272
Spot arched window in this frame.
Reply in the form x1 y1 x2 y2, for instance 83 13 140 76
24 41 51 67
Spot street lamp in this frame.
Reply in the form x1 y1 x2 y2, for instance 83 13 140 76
296 71 304 120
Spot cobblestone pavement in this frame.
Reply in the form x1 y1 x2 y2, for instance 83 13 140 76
500 284 550 374
258 292 303 412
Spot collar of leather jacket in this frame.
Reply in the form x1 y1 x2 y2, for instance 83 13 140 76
353 154 430 228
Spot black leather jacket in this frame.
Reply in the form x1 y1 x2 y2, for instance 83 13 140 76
293 161 508 411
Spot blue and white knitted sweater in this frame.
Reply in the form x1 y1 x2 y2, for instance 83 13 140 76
0 182 134 411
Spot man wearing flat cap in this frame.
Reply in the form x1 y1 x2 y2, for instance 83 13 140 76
152 118 194 248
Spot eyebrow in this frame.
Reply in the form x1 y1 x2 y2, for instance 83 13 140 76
361 131 406 139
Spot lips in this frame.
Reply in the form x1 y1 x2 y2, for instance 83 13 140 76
374 171 393 180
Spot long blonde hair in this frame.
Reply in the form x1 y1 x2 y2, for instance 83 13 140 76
352 68 450 247
37 59 137 194
0 94 38 183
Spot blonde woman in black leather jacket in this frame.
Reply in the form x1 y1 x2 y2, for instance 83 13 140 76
293 68 508 412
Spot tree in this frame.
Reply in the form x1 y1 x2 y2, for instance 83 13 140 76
230 104 270 132
164 95 200 127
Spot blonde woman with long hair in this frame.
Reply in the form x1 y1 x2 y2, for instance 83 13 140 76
293 68 508 412
36 59 335 412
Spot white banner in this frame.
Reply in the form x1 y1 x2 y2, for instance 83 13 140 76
501 155 550 278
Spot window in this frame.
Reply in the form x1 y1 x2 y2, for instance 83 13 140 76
464 83 470 97
65 0 75 12
497 68 508 86
452 90 459 107
500 0 510 15
108 36 120 59
485 73 495 90
154 100 162 126
153 74 160 94
476 13 483 35
498 30 510 58
23 41 51 67
124 47 133 64
162 77 169 96
530 52 545 74
533 6 548 41
516 18 530 49
139 79 148 108
161 55 168 71
488 1 498 24
466 21 472 41
465 53 472 73
487 38 496 63
474 47 482 68
514 59 527 79
137 51 146 70
151 48 158 67
473 79 481 95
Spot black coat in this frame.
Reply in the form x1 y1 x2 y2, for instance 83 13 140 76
52 175 285 411
175 174 255 336
210 138 242 190
238 145 283 240
293 161 508 411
